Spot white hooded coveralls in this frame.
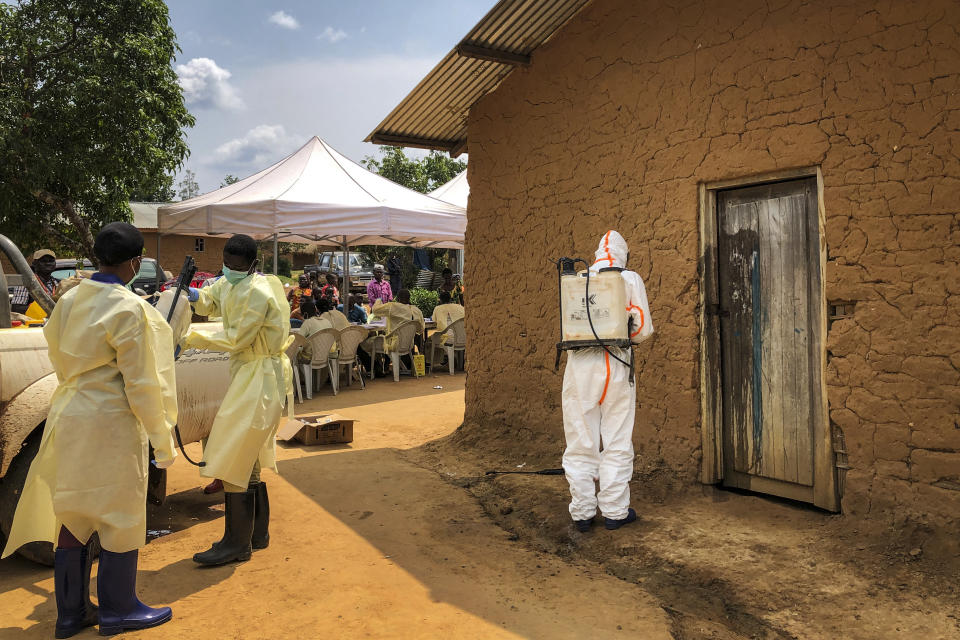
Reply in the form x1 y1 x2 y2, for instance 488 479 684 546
562 230 653 521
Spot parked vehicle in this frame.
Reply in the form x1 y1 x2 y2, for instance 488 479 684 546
304 251 375 293
52 257 168 297
0 242 229 565
51 258 94 281
161 271 217 292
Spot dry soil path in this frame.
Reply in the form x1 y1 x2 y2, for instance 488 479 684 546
0 376 671 639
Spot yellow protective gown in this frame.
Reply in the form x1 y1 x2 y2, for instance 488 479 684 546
371 300 424 351
184 274 293 489
2 279 178 557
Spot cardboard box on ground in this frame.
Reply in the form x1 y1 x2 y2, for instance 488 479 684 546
277 414 355 445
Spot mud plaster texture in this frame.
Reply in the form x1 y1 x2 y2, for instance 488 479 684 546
461 0 960 526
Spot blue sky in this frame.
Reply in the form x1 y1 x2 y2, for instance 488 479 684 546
167 1 490 193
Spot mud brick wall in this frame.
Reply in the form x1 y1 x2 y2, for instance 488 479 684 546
144 232 229 276
463 0 960 521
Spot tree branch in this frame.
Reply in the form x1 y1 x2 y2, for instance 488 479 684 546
31 188 96 262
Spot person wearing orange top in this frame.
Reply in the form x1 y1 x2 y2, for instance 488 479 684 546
287 274 313 323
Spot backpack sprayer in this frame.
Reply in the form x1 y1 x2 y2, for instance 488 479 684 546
553 257 634 384
164 255 205 467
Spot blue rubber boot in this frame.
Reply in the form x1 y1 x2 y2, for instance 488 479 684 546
54 546 98 638
604 508 637 530
97 549 172 636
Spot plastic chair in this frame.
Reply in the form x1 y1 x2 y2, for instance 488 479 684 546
285 333 307 403
303 328 340 397
428 318 466 375
336 326 369 390
370 320 420 382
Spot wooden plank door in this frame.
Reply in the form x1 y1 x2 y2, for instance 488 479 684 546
716 178 836 510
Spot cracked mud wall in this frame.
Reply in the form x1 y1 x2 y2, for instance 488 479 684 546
462 0 960 522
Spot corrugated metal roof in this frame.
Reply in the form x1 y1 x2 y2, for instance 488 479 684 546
366 0 592 155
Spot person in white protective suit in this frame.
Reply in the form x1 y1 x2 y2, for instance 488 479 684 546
2 223 183 637
182 234 293 566
562 230 653 532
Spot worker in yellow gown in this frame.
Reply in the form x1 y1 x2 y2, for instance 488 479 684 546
1 222 178 637
183 234 293 566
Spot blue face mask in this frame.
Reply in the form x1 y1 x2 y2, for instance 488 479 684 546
222 264 250 285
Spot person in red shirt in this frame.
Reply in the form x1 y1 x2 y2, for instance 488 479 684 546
319 272 340 305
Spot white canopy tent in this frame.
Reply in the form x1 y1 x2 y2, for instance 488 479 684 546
429 170 470 275
158 136 466 249
158 136 466 301
428 170 469 208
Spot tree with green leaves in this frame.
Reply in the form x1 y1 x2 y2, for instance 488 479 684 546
0 0 194 263
361 146 465 194
221 174 240 187
359 146 465 282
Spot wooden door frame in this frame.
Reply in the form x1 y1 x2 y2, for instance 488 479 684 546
698 167 838 512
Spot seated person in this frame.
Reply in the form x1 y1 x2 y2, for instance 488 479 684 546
426 290 465 367
320 293 349 330
338 294 368 324
432 290 465 334
364 289 425 360
296 299 333 363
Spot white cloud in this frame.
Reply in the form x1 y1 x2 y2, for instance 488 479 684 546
317 27 348 44
268 11 300 30
213 124 301 166
185 54 440 192
176 58 244 110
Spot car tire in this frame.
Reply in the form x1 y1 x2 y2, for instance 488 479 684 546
0 427 55 565
0 427 102 566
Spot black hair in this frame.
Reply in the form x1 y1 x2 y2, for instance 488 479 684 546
442 267 453 276
438 290 452 304
94 222 144 266
396 288 411 304
316 296 333 313
223 234 258 266
300 299 318 318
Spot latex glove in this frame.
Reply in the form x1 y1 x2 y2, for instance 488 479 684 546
188 287 200 302
152 455 176 469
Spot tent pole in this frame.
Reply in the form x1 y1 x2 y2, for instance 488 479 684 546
273 233 278 275
342 236 350 314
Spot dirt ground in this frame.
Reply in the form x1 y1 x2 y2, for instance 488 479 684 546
0 376 671 639
417 432 960 640
1 374 957 639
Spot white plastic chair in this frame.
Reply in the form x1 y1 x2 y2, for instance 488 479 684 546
285 333 307 403
370 320 420 382
428 317 466 375
336 326 369 390
303 328 339 397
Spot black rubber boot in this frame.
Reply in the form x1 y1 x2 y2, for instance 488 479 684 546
193 487 255 566
604 508 638 530
574 517 595 533
54 546 98 638
97 549 172 636
251 482 270 550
